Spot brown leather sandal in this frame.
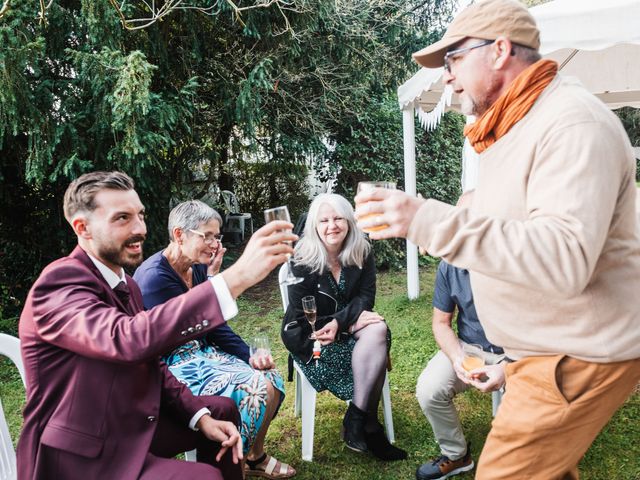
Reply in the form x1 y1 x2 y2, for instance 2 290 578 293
245 453 296 479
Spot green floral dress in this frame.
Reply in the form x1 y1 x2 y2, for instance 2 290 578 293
295 270 385 400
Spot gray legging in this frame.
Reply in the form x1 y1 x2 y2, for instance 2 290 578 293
351 321 389 429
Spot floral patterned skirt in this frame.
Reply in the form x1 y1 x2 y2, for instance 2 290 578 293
164 340 285 453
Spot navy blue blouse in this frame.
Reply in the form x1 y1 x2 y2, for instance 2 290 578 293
133 250 250 362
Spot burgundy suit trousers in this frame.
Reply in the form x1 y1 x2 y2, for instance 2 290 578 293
142 396 243 480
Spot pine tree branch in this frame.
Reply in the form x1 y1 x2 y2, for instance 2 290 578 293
0 0 10 19
107 0 299 32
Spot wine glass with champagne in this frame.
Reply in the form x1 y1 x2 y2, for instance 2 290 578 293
264 205 303 285
356 181 396 233
302 296 317 339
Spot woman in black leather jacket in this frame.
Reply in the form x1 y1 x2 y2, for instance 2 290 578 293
281 193 406 461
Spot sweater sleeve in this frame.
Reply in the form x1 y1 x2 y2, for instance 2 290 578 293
407 119 631 297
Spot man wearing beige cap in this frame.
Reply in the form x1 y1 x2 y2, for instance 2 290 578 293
355 0 640 478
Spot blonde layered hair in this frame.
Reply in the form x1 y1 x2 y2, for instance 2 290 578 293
294 193 371 274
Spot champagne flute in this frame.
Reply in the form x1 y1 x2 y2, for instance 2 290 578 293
302 296 317 339
264 205 303 285
356 181 397 233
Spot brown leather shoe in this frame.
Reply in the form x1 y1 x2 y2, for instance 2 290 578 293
415 444 474 480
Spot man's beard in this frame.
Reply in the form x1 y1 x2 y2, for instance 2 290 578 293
460 94 478 116
98 235 145 270
461 75 501 117
461 92 495 117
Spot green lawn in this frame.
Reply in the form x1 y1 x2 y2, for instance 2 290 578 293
1 266 638 479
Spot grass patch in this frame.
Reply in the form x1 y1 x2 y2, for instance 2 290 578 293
1 266 638 479
0 359 25 446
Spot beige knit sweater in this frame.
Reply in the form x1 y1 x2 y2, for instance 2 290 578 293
408 76 640 362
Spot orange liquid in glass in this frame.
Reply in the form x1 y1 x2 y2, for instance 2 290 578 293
359 213 389 233
462 356 484 372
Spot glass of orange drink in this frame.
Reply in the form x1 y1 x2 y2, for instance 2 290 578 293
461 343 485 373
356 181 396 233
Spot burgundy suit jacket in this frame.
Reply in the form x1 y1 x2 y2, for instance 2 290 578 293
17 246 226 480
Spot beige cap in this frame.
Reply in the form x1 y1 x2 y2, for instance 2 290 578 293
413 0 540 68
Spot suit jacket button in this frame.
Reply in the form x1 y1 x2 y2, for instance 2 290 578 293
147 415 156 422
181 330 188 336
195 324 203 331
188 327 195 334
202 320 210 327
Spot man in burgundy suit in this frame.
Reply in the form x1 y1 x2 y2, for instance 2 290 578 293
17 171 296 479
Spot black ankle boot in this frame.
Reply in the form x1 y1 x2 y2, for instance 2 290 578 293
365 422 407 461
342 403 368 453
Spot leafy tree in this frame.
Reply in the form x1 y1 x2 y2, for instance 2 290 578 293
327 94 463 269
0 0 457 325
616 107 640 180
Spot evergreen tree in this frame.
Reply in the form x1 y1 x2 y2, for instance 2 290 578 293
0 0 456 325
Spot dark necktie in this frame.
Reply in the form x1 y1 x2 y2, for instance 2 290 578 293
113 280 131 307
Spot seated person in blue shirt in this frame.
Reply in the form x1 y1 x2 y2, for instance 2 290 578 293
415 259 505 480
134 200 295 479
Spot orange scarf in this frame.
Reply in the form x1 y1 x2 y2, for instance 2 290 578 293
464 59 558 154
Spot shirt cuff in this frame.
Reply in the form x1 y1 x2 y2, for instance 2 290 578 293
210 274 239 321
189 407 211 431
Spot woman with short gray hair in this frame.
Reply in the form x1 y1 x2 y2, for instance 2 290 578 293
167 200 224 243
135 200 295 479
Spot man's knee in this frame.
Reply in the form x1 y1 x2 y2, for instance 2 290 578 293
204 396 240 425
139 454 222 480
415 370 451 412
183 461 221 479
415 373 435 411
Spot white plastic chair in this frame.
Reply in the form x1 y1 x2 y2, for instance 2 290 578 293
184 449 197 462
221 190 253 243
278 264 395 462
492 387 504 417
0 334 26 480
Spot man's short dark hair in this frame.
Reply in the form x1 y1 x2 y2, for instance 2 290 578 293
63 171 135 222
512 43 541 64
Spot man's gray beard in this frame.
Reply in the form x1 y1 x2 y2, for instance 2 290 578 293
460 72 502 117
461 93 492 117
461 95 477 116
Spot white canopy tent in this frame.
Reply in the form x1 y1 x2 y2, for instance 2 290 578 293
398 0 640 299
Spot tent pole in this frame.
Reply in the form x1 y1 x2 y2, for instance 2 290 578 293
403 107 419 300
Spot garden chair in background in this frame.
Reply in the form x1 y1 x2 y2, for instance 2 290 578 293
0 333 25 480
221 190 253 244
278 264 395 462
